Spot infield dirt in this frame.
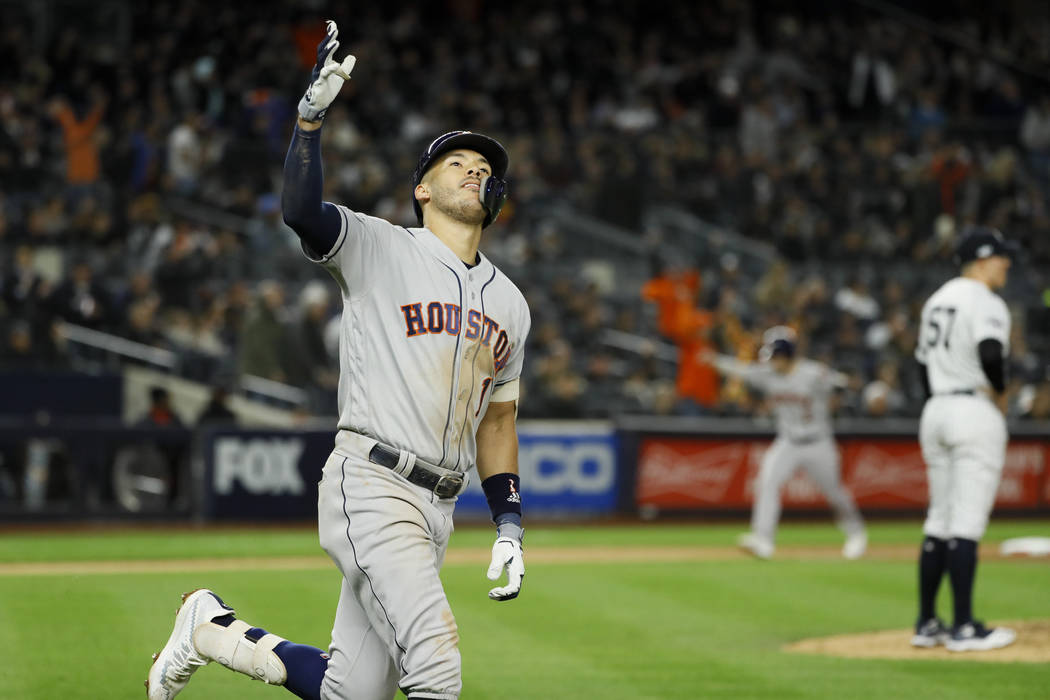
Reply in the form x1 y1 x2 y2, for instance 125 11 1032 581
785 619 1050 663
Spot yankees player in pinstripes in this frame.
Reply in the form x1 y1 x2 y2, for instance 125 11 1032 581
147 21 530 700
704 327 867 560
910 227 1017 652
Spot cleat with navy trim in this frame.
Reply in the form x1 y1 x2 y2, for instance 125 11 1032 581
146 589 235 699
911 617 950 648
945 620 1016 652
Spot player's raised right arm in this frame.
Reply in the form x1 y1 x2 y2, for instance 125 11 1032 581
703 350 755 379
281 21 357 256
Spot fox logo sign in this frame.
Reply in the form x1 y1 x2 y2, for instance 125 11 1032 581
214 437 306 495
401 301 511 370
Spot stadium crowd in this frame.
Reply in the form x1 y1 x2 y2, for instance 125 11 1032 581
1 0 1049 423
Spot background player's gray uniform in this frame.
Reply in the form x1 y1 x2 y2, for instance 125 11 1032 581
714 356 865 546
312 207 530 699
916 277 1010 541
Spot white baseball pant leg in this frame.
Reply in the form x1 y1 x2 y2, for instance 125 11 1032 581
750 437 799 542
317 450 460 700
799 438 865 537
920 396 1008 541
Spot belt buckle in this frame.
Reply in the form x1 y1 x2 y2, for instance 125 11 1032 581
433 472 463 499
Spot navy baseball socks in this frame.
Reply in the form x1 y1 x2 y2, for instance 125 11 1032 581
917 535 948 622
917 536 981 628
946 537 978 627
912 536 950 647
199 613 328 700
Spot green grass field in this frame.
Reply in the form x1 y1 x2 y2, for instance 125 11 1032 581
1 520 1048 699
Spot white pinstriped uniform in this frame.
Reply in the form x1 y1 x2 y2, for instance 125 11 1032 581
307 205 530 699
916 277 1011 540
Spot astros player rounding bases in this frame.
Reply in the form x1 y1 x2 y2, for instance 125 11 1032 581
705 327 867 560
146 21 531 700
911 226 1017 652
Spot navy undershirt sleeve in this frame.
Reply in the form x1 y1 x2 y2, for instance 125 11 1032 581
917 360 930 401
281 125 342 257
977 339 1006 393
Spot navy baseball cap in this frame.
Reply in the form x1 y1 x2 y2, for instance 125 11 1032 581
953 226 1018 266
759 325 797 361
412 131 509 226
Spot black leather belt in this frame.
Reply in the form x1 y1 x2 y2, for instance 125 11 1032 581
788 434 824 445
935 389 975 396
367 443 465 499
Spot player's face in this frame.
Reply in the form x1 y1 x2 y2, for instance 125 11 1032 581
986 255 1011 289
418 150 491 225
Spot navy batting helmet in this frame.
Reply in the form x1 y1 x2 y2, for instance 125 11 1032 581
953 226 1018 266
412 131 509 228
759 325 797 362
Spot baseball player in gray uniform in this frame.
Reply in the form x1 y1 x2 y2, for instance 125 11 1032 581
910 227 1017 652
147 21 530 700
705 327 867 560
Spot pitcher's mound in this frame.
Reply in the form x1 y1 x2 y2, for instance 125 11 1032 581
784 620 1050 663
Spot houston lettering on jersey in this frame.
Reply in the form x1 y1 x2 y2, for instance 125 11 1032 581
401 301 512 370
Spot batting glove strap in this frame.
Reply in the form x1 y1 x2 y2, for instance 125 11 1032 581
298 20 356 122
495 521 523 542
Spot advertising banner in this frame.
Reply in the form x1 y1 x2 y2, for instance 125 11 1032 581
202 422 620 520
203 429 332 519
635 436 1049 511
455 421 620 518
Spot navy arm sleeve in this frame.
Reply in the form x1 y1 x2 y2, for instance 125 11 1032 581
916 360 930 401
978 339 1006 393
281 125 342 257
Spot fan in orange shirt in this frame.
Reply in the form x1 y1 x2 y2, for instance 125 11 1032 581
642 268 719 409
49 95 105 185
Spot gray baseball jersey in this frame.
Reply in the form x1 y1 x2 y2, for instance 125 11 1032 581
916 276 1011 540
309 205 531 471
308 206 530 700
714 357 844 441
713 354 864 550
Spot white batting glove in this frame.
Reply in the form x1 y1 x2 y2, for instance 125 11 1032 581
486 523 524 601
298 20 357 122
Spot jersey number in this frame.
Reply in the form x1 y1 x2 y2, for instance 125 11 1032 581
925 306 957 349
476 377 493 416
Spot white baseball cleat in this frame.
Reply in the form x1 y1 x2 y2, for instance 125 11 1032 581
737 532 774 560
911 617 950 648
146 588 235 699
842 531 867 560
945 621 1016 652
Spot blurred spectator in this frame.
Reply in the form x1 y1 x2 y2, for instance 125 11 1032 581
1020 95 1050 181
48 92 106 188
286 280 339 409
861 360 907 416
238 280 290 382
197 385 237 426
137 387 184 428
167 113 206 195
834 277 880 323
50 261 109 329
0 320 44 369
2 245 51 318
1018 380 1050 419
642 265 719 411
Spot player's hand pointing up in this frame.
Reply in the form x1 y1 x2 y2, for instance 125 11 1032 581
298 20 357 123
